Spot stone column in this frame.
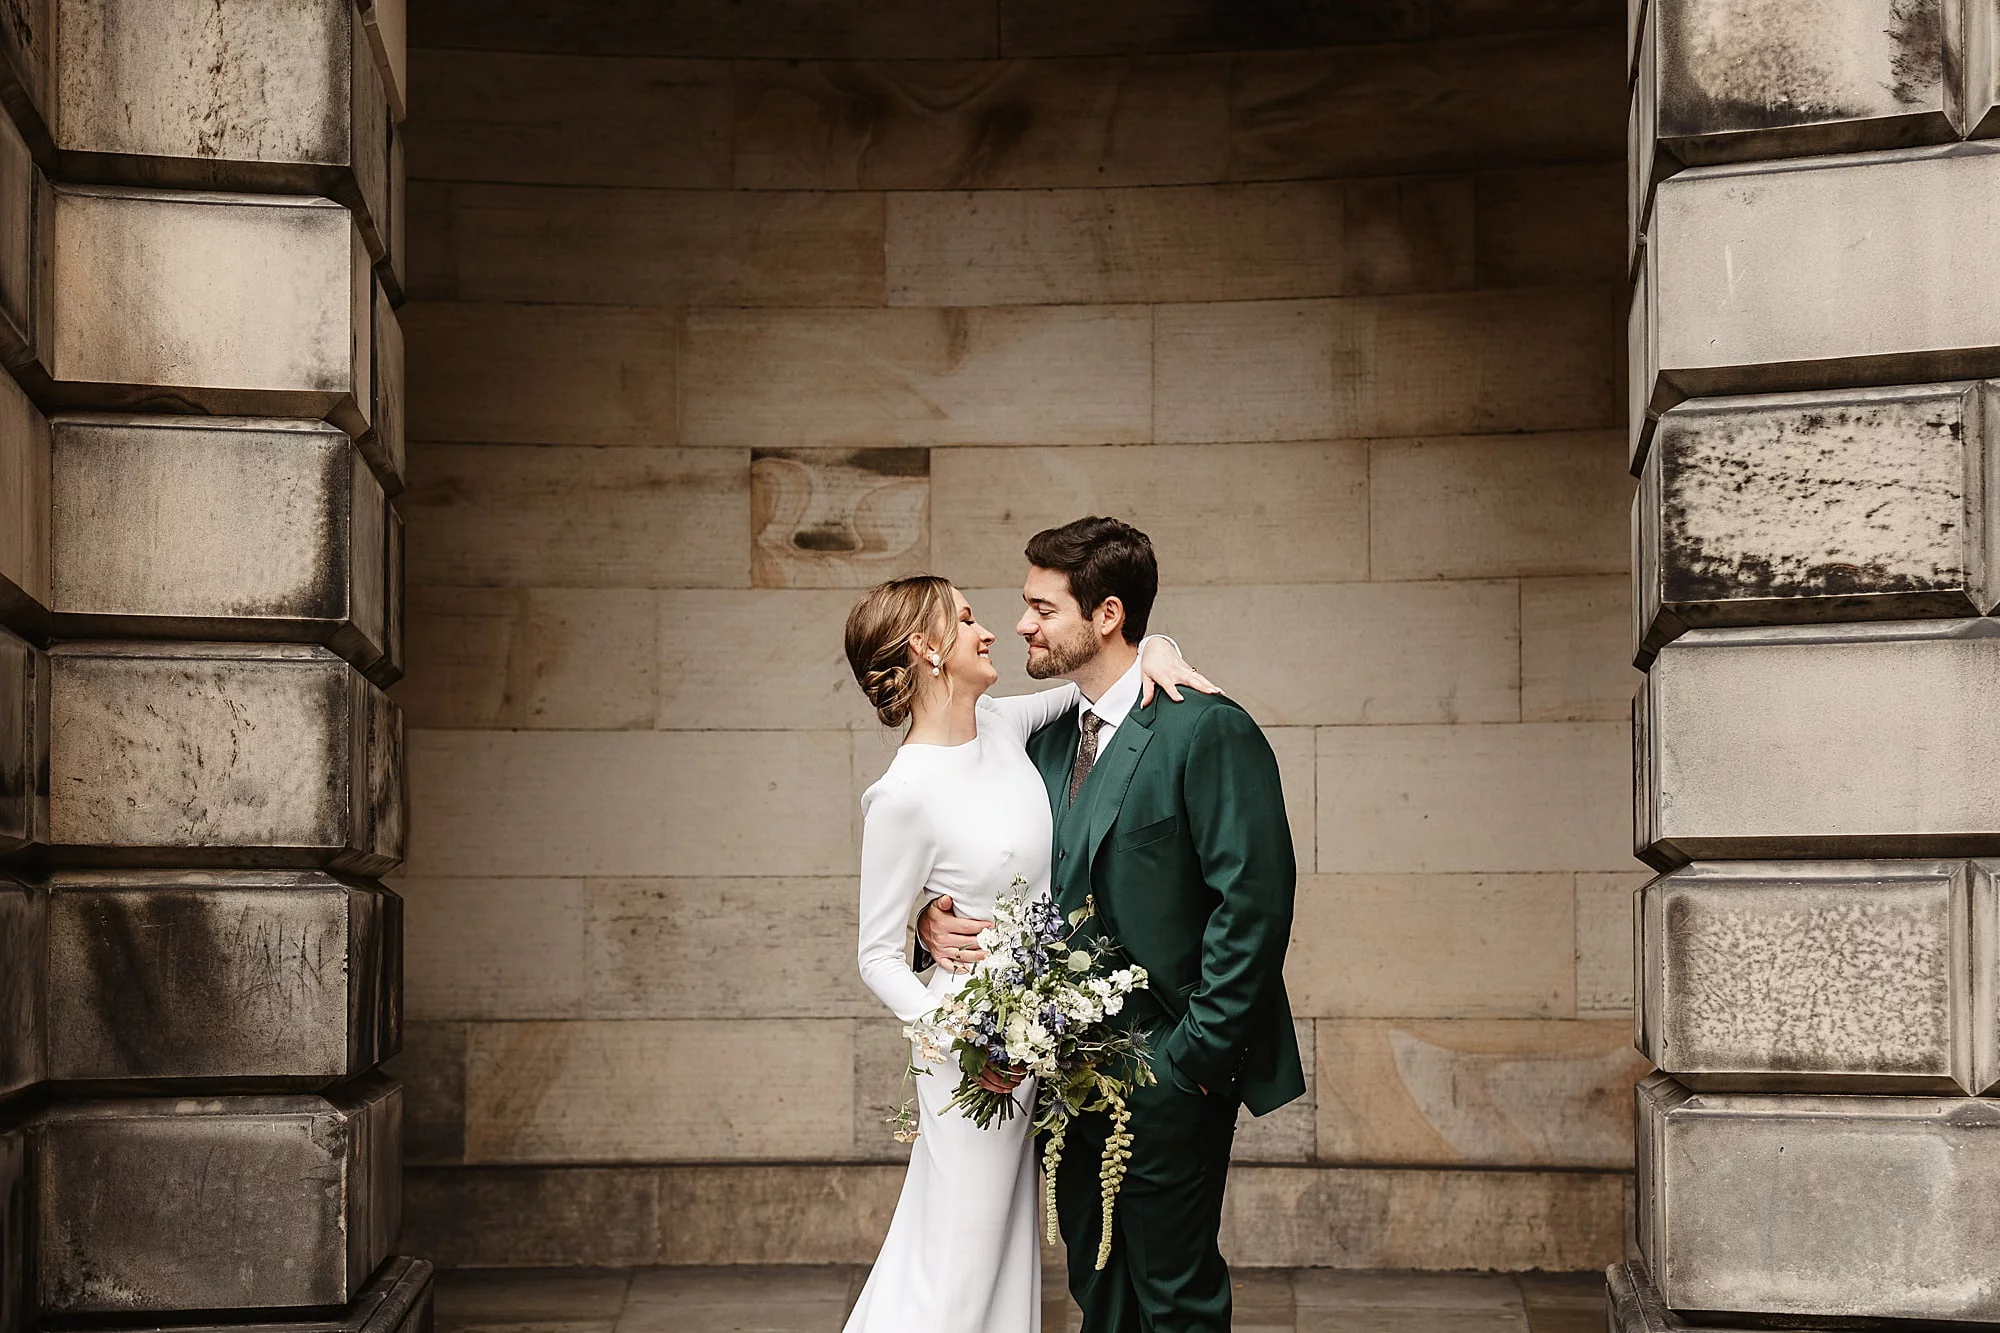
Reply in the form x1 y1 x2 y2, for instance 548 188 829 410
0 4 429 1331
1618 0 2000 1327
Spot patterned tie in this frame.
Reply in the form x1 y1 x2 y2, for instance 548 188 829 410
1068 711 1104 805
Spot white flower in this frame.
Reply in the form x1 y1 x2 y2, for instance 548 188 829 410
1103 995 1124 1016
977 927 1003 951
1110 968 1136 992
1088 978 1113 999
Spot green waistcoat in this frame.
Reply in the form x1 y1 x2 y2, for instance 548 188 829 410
1032 689 1305 1117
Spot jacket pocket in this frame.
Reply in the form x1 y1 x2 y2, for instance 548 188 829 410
1115 813 1179 851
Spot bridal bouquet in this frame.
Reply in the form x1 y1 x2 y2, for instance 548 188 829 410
899 879 1153 1269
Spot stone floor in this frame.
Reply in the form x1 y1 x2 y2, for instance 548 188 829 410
434 1265 1608 1333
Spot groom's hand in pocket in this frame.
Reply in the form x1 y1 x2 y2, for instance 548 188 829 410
917 896 992 974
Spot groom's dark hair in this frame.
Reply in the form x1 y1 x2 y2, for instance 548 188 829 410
1024 517 1157 644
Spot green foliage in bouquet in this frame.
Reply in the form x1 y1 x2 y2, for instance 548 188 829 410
900 880 1154 1270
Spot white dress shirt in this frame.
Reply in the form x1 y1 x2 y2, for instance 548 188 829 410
1078 651 1146 752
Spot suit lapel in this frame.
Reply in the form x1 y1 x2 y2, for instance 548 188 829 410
1033 703 1079 813
1080 700 1157 874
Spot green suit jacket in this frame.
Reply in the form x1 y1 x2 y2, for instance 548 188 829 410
1031 689 1305 1117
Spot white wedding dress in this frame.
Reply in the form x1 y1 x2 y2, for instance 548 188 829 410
844 684 1082 1333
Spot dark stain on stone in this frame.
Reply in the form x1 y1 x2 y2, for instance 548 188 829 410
958 98 1032 187
67 892 245 1078
1663 551 1935 602
52 884 389 1082
793 522 860 553
846 448 929 478
1657 398 1965 606
0 880 39 1096
0 635 30 846
0 0 33 49
0 1126 25 1331
1888 0 1945 106
1657 2 1885 139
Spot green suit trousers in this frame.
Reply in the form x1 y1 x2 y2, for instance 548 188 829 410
1048 1064 1239 1332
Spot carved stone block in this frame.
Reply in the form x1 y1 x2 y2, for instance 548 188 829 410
0 626 43 857
34 1076 402 1315
51 415 396 678
1643 0 1954 167
43 185 375 433
46 870 400 1088
750 447 929 589
1636 382 1994 657
53 0 393 261
1637 1074 2000 1321
0 876 41 1102
1639 860 1995 1092
1638 146 2000 448
1638 621 2000 867
48 643 402 874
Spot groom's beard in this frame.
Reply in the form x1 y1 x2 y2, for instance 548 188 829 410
1024 623 1099 679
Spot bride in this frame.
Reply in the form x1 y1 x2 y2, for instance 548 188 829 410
840 574 1212 1333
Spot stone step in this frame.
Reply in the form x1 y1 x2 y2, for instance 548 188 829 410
112 1256 433 1333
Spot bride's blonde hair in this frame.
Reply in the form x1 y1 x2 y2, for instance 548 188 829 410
845 575 960 729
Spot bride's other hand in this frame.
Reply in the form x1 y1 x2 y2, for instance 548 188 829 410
979 1064 1026 1094
919 895 991 974
1138 635 1220 706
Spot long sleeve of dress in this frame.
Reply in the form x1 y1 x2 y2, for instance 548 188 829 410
982 682 1079 747
856 777 945 1023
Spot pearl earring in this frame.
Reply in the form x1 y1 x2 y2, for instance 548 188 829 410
928 651 942 676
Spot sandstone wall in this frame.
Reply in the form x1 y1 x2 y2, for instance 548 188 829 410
389 0 1640 1269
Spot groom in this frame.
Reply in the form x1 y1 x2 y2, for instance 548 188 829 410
918 516 1303 1332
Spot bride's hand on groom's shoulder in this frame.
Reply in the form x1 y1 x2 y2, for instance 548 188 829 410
918 895 991 973
1138 636 1221 707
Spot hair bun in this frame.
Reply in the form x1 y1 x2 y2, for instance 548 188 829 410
862 663 914 727
844 575 960 731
